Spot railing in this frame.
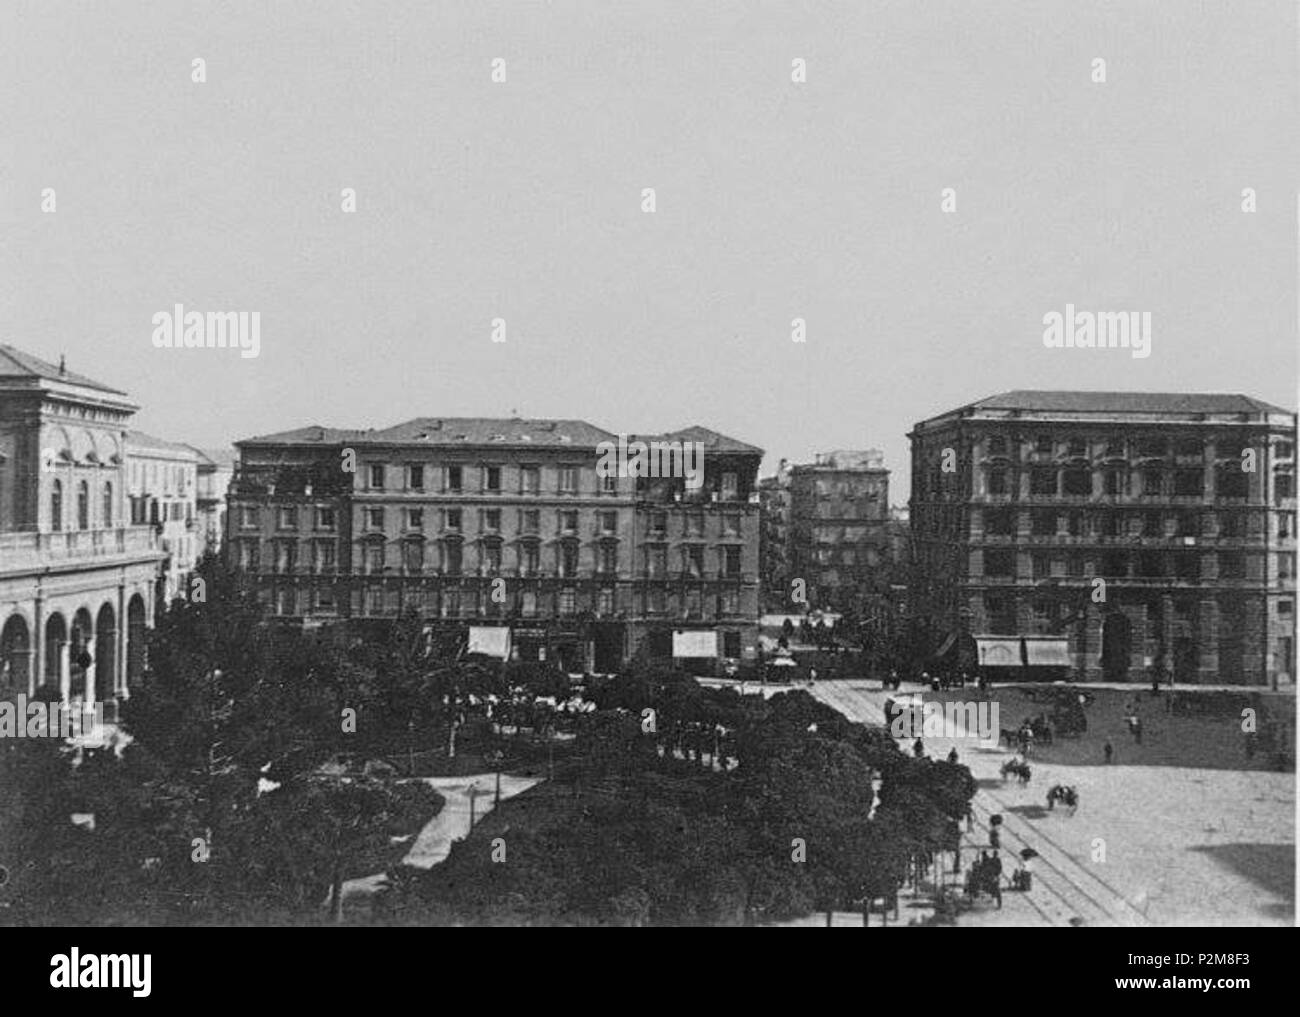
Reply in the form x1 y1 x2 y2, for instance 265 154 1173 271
0 526 161 574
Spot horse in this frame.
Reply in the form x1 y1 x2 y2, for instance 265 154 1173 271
1000 758 1032 785
1046 784 1078 815
1000 728 1019 749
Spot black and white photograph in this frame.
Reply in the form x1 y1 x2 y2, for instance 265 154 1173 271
0 0 1295 979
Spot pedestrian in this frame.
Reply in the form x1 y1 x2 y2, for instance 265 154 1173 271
1104 739 1114 764
1132 716 1143 745
808 666 817 686
913 737 925 758
989 827 1000 850
947 746 959 764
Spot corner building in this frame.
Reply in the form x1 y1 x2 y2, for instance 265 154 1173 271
909 391 1296 686
226 418 762 672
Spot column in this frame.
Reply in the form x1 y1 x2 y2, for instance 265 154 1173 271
1197 597 1219 683
59 640 71 707
116 582 127 698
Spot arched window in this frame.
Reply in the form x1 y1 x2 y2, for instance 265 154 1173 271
102 481 113 527
77 480 90 530
51 479 63 531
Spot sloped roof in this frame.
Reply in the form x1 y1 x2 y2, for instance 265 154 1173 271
652 425 764 456
0 344 128 395
372 417 618 447
127 430 199 458
970 390 1290 415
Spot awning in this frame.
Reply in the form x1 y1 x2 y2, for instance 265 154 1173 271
975 637 1022 667
673 630 718 658
467 626 512 659
1024 638 1071 667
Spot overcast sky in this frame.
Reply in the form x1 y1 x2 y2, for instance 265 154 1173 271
2 0 1295 495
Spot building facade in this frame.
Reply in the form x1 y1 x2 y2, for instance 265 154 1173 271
0 345 163 704
758 459 792 610
189 446 235 558
909 391 1297 686
225 418 762 671
126 431 199 605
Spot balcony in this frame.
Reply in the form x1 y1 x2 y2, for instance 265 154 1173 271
0 526 161 576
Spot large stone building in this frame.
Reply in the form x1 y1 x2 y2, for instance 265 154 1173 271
225 418 762 672
761 450 891 612
0 345 163 704
126 431 199 605
909 391 1297 686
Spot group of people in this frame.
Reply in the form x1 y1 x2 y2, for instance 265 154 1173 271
965 850 1004 908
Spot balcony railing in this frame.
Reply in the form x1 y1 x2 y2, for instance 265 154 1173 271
0 526 161 575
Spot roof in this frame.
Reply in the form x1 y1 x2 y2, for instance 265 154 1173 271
969 390 1291 416
238 418 762 454
126 430 200 459
0 344 128 395
185 445 237 469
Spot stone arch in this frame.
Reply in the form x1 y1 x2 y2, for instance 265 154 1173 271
127 593 147 685
70 607 94 699
1 613 32 691
95 602 117 699
44 612 67 688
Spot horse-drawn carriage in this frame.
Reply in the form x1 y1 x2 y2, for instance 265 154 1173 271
1046 784 1078 814
1000 757 1032 785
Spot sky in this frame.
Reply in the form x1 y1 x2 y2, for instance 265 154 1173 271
2 0 1295 497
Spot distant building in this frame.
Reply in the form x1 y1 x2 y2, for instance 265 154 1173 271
0 345 162 704
225 418 762 671
758 459 793 609
126 432 198 605
188 445 235 556
909 391 1297 686
766 450 892 611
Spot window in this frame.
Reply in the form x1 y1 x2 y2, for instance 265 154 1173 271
1030 468 1056 496
484 465 502 492
239 505 258 529
1142 470 1164 497
1066 438 1086 458
521 590 538 617
446 508 462 531
50 479 63 531
484 542 502 574
648 546 668 578
368 464 385 489
1067 554 1085 577
239 540 259 571
600 471 618 494
685 546 704 578
1219 513 1242 538
102 483 113 527
649 511 667 537
985 507 1013 536
559 588 576 616
686 511 705 536
599 510 617 535
313 541 336 573
1173 469 1204 497
987 468 1008 496
1175 438 1202 458
598 588 615 615
1279 601 1293 616
444 542 462 576
483 508 501 531
1276 474 1295 503
316 507 335 530
278 506 297 529
1031 510 1055 536
1277 442 1295 460
1067 511 1084 537
407 509 424 530
560 510 578 534
522 509 540 533
1032 554 1050 579
1177 512 1198 538
723 513 741 536
721 472 739 500
1102 551 1127 577
521 466 540 494
408 465 424 490
1217 464 1248 499
1143 511 1163 538
985 595 1015 634
719 591 740 618
366 507 384 530
1063 468 1090 496
1173 553 1199 580
1280 513 1295 539
559 466 578 495
1035 435 1053 454
559 541 579 578
723 546 742 577
1219 552 1245 580
987 435 1008 456
447 465 463 492
520 542 539 576
365 543 385 575
1137 437 1166 458
598 543 617 574
648 587 667 613
984 549 1014 577
1104 468 1125 496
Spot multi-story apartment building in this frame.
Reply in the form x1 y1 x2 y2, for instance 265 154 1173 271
225 418 762 672
126 431 198 605
0 345 163 704
787 450 891 610
910 391 1297 686
186 446 235 558
758 459 793 609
